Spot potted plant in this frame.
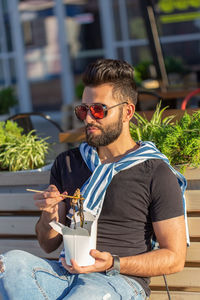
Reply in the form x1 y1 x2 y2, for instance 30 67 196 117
0 87 18 121
130 102 200 174
0 120 50 172
0 120 52 202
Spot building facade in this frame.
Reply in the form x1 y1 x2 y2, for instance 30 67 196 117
0 0 200 113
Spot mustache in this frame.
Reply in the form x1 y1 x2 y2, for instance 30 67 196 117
86 124 103 131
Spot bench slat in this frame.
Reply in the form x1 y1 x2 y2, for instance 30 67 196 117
185 190 200 212
0 216 39 235
0 170 50 186
150 291 200 300
0 193 36 211
0 239 62 259
186 242 200 263
150 267 200 288
188 217 200 238
183 168 200 180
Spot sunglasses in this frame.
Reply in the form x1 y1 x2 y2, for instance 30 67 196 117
74 102 128 121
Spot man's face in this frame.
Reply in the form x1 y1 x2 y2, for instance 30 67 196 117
82 84 124 148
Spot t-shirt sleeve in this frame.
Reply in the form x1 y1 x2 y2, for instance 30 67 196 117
150 161 184 222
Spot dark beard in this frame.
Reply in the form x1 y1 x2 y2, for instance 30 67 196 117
86 112 123 147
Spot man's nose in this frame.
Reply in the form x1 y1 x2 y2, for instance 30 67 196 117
84 108 95 123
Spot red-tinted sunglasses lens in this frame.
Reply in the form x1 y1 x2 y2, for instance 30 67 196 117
75 104 105 121
90 104 105 119
75 105 87 121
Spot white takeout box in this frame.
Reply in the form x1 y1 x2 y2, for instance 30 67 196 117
49 212 97 266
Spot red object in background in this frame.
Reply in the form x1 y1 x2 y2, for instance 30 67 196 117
181 88 200 110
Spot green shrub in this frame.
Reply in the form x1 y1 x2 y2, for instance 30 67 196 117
130 103 200 173
0 87 18 114
0 121 50 171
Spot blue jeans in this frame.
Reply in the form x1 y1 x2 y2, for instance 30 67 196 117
0 250 147 300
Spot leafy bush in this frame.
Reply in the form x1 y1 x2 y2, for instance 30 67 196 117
0 87 18 114
75 80 84 99
130 103 200 172
0 121 50 171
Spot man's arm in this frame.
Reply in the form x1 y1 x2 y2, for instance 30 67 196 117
119 215 186 276
61 215 187 276
35 185 67 253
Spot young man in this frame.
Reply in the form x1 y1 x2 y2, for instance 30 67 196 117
0 59 186 300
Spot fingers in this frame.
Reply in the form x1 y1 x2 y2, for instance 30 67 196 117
47 185 59 192
90 249 103 259
34 198 61 211
33 185 67 212
33 185 60 200
90 249 111 262
60 250 114 274
90 250 113 271
60 258 95 274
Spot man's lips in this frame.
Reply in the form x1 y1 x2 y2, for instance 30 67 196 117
87 127 100 133
86 125 102 134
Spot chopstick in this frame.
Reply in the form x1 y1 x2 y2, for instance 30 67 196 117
26 189 84 200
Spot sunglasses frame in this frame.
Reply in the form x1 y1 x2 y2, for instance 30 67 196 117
74 101 128 121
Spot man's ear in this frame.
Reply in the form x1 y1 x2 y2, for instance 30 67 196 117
123 103 135 122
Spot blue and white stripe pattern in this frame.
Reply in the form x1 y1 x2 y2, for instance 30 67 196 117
59 141 189 261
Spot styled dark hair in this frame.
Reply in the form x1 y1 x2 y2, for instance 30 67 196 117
82 59 137 105
82 59 138 105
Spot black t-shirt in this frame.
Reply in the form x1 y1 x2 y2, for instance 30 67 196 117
50 148 184 296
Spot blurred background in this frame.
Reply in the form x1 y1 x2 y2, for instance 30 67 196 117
0 0 200 131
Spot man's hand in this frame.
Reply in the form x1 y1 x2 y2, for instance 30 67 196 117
61 249 114 274
34 184 66 214
35 184 67 253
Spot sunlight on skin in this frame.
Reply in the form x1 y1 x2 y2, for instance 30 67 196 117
60 249 113 274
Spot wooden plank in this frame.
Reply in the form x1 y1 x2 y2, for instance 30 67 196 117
184 168 200 181
150 291 200 300
188 217 200 238
0 170 50 186
150 267 200 288
186 242 200 263
0 239 63 259
185 191 200 212
0 216 38 235
187 182 200 190
0 193 37 211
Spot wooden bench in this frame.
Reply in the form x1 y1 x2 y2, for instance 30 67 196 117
0 159 199 300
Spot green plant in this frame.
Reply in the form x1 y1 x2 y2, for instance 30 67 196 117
0 121 50 171
164 56 188 74
130 103 200 173
75 80 84 99
134 61 152 85
0 87 18 114
133 56 188 86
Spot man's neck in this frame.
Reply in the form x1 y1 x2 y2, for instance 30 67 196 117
98 136 139 164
